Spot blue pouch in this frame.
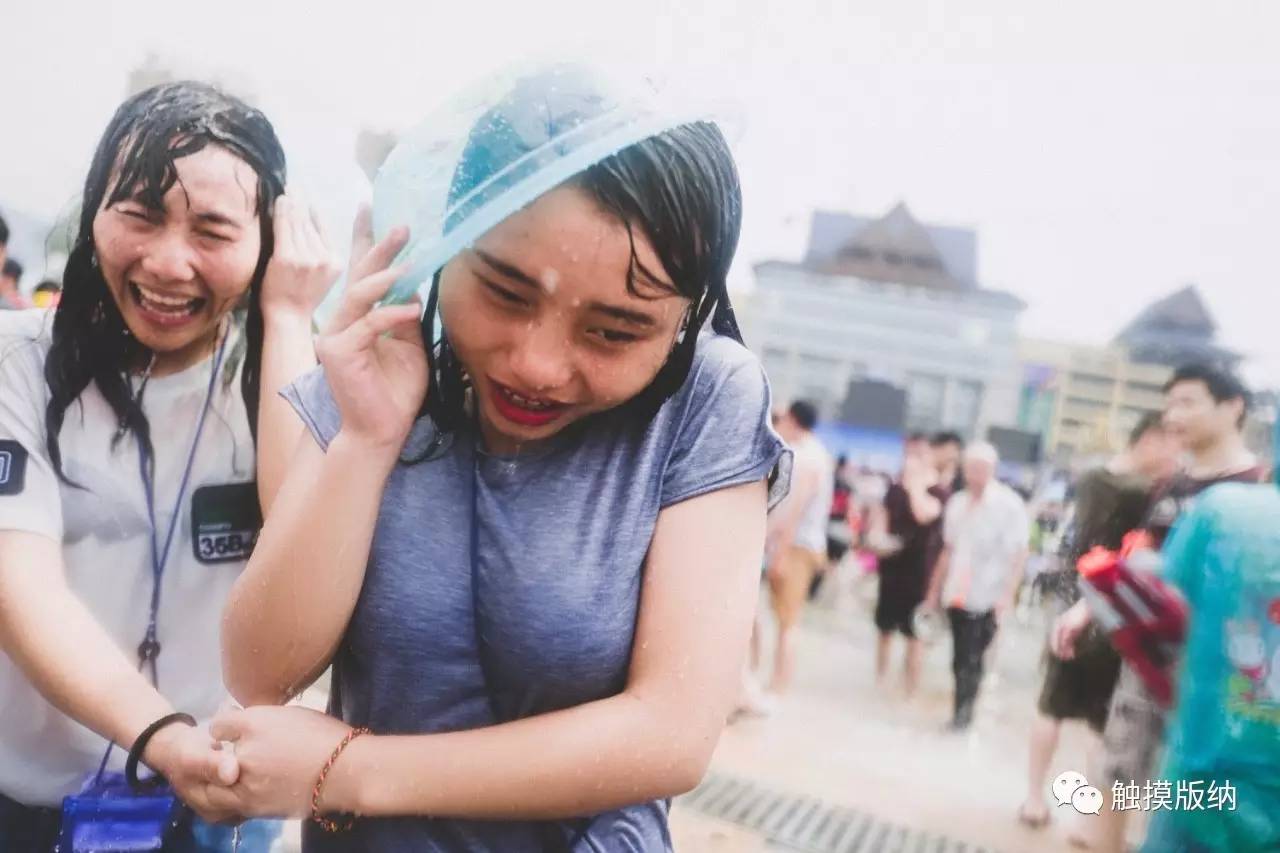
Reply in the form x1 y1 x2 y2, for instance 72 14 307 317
57 771 189 852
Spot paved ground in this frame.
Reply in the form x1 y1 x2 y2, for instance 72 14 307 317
669 569 1102 852
279 567 1111 851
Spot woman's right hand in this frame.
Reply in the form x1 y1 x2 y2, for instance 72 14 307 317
316 208 428 450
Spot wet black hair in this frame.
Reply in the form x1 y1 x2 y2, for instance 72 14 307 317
0 212 8 246
34 280 61 295
417 120 743 442
43 81 286 484
1 258 21 280
788 400 818 431
1164 363 1251 428
1128 410 1166 446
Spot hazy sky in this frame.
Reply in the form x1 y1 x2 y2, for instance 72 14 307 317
6 0 1280 382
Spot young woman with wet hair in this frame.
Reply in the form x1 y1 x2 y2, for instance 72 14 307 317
216 68 791 851
0 81 337 850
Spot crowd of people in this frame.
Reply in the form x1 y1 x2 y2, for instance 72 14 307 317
0 216 62 311
746 360 1279 851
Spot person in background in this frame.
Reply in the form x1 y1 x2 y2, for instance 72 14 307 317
1053 363 1266 853
868 433 945 696
767 400 836 694
0 213 9 276
0 258 28 310
927 441 1029 732
1018 412 1179 840
811 454 853 601
930 430 965 495
31 281 61 309
1137 478 1280 853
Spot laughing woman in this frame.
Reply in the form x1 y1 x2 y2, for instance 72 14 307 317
0 82 336 851
216 67 790 851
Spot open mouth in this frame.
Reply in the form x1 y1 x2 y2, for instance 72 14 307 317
489 380 571 427
128 282 207 326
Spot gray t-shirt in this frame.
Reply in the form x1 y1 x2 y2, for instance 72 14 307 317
284 333 790 852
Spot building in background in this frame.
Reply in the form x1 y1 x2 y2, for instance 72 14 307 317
1018 285 1248 465
744 203 1025 465
1115 284 1240 370
1017 338 1172 464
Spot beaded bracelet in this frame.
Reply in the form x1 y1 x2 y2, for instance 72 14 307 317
311 726 372 832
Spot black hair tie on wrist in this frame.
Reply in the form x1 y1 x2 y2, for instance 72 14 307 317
125 712 198 791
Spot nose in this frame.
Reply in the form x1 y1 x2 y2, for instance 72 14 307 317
508 318 574 393
138 229 198 283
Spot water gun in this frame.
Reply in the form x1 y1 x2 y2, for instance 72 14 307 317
1075 537 1188 707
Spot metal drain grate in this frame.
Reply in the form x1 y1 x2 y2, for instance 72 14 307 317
677 773 1003 853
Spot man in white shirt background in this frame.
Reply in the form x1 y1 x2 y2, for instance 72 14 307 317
766 400 836 695
927 441 1029 731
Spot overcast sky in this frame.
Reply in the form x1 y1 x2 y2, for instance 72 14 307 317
6 0 1280 383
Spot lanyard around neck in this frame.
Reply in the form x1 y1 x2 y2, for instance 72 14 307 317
133 329 230 686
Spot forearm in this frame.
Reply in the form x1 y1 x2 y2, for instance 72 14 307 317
905 488 941 525
223 432 397 704
1004 550 1028 603
0 534 173 748
925 548 950 603
329 690 710 820
257 314 317 515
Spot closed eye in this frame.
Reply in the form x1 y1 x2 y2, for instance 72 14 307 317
481 278 530 306
120 207 159 224
592 328 640 345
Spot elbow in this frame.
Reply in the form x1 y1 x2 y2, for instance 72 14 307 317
624 693 719 800
656 716 719 798
667 749 714 798
221 648 282 708
223 660 288 708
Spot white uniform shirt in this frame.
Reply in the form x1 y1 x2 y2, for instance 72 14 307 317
773 433 835 554
941 482 1029 614
0 309 258 804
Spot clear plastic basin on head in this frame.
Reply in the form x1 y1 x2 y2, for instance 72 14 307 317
372 62 736 305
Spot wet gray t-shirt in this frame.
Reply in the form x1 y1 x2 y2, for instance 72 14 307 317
284 333 790 852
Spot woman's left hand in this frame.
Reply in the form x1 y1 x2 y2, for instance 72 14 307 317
208 705 355 818
260 194 343 325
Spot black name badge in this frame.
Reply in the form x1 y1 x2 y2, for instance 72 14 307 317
191 482 262 564
0 440 27 496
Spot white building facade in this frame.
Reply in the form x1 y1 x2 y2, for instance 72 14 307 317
743 206 1025 440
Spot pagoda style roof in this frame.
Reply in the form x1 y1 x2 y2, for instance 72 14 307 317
1115 285 1240 368
804 203 977 290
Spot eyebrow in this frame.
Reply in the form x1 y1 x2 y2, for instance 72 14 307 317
584 301 658 328
473 249 660 329
193 210 245 228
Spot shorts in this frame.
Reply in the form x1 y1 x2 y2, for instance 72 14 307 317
1037 625 1122 732
768 547 825 629
1100 663 1168 786
826 520 851 563
874 584 923 638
